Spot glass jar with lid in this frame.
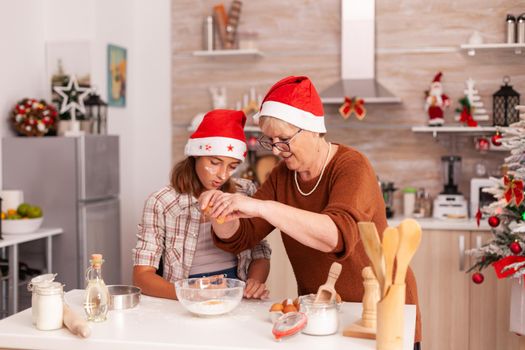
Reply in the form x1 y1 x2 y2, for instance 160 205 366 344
299 294 339 335
35 281 64 331
28 273 57 325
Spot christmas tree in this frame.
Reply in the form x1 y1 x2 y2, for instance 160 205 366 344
455 78 491 127
465 78 489 121
468 105 525 284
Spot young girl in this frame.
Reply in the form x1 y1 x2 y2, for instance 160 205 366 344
132 109 271 300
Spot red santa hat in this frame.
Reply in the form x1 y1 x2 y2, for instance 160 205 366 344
432 72 443 83
185 109 247 161
254 76 326 133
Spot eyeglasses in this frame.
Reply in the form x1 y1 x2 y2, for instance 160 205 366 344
258 129 303 153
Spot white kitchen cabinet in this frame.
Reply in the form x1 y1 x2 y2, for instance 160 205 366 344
411 229 521 350
411 230 470 349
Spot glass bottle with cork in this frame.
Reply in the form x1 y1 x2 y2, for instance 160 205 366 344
84 253 110 322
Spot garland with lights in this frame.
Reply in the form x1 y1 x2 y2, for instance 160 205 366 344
10 98 58 136
467 111 525 284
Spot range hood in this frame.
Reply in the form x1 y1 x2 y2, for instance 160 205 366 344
320 0 401 104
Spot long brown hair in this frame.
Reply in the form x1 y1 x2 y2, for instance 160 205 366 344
170 157 237 198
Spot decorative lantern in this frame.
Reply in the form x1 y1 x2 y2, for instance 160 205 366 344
493 76 520 126
85 91 108 135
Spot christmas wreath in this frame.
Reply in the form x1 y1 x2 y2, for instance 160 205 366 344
10 98 58 136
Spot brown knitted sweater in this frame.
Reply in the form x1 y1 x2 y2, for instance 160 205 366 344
214 144 422 342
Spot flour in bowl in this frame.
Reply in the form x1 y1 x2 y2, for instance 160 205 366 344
185 299 238 316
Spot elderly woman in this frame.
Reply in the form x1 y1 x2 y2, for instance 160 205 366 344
199 76 421 346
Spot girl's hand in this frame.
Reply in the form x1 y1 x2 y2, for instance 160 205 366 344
198 189 224 213
244 278 269 299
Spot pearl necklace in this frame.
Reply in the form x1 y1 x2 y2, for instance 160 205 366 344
294 142 332 197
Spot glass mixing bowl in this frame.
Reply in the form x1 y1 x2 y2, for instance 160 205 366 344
174 277 245 316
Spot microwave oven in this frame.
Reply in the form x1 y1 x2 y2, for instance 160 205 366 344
470 178 496 218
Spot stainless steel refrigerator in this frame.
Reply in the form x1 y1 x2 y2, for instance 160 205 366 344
2 135 121 290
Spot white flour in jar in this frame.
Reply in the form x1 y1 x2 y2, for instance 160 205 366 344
35 282 64 331
300 295 339 336
302 307 339 335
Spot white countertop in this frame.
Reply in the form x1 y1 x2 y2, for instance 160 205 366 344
0 228 63 248
388 217 490 231
0 289 417 350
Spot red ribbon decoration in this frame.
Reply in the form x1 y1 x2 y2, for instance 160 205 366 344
339 97 366 120
459 107 478 127
504 175 524 206
475 208 482 227
493 256 525 279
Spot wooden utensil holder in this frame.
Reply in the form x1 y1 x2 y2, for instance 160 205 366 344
376 283 405 350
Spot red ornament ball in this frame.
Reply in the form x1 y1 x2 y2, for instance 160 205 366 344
472 272 484 284
510 241 522 254
477 137 490 151
488 216 500 227
247 136 258 148
491 133 503 146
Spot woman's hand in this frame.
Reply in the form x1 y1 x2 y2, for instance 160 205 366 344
201 191 264 222
244 278 269 299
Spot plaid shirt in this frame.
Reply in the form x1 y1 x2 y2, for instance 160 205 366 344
132 178 271 282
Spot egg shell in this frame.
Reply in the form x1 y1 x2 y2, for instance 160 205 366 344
336 293 342 304
281 298 293 307
283 304 297 313
269 303 284 312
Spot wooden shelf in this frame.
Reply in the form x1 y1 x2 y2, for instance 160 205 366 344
192 49 263 58
460 43 525 56
411 125 508 138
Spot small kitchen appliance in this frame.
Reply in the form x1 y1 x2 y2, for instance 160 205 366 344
433 156 469 219
380 181 397 219
470 178 496 218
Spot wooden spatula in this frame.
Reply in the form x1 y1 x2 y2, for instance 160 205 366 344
358 222 385 290
381 227 399 297
314 262 342 304
394 219 422 285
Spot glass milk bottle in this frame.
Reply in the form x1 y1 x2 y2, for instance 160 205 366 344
84 253 110 322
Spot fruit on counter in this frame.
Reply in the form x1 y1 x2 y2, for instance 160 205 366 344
27 205 42 218
17 203 31 217
7 213 22 220
2 203 43 220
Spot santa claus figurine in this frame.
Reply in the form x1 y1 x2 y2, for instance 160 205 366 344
425 72 450 126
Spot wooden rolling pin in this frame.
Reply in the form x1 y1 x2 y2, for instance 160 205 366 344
63 304 91 338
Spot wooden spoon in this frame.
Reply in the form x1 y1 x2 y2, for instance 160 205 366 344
358 222 385 290
314 262 342 304
381 227 399 297
394 219 422 285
